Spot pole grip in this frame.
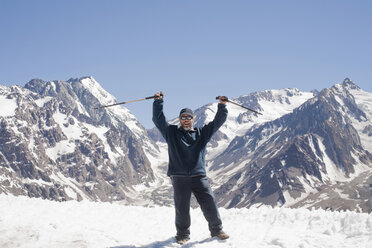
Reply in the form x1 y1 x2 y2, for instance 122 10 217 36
216 96 229 101
146 93 164 100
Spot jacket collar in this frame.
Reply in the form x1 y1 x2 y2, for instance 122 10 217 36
178 126 197 133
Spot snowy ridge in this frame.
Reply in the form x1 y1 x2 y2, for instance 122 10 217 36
0 194 371 248
79 77 146 138
80 77 116 107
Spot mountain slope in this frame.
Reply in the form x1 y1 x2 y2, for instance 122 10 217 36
212 79 372 212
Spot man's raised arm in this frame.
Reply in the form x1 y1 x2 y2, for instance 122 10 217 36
152 91 168 139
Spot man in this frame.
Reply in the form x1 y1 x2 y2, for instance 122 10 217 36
152 91 229 244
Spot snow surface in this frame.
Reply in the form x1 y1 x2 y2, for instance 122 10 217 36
0 194 371 248
348 87 372 152
0 95 18 117
80 77 117 107
258 89 314 122
34 96 53 107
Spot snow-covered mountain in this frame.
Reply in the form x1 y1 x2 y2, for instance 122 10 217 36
1 77 371 213
0 76 158 202
210 79 372 212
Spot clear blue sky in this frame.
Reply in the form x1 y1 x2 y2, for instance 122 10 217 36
1 0 371 128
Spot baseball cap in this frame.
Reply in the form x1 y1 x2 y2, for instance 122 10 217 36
179 108 194 117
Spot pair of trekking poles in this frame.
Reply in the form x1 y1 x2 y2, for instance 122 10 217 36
94 94 263 115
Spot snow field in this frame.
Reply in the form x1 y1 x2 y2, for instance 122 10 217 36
0 194 371 248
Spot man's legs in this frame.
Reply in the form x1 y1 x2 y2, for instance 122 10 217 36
191 176 223 236
171 177 192 239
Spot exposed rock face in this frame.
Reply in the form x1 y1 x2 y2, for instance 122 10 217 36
0 77 156 202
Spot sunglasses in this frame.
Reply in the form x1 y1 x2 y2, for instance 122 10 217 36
180 116 193 120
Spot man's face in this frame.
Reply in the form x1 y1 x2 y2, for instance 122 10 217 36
179 114 194 131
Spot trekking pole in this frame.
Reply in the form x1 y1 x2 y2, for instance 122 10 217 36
94 93 163 109
216 96 263 115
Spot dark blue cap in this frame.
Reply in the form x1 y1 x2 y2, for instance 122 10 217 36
179 108 194 117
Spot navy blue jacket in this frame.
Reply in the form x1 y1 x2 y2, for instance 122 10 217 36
152 99 228 177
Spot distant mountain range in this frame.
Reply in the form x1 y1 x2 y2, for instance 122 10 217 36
1 77 371 212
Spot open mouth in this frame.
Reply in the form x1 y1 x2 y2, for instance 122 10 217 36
182 122 192 130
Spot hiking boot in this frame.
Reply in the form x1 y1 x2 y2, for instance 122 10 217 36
176 235 190 245
212 231 229 240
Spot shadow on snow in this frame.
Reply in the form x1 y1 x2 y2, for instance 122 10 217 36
110 236 222 248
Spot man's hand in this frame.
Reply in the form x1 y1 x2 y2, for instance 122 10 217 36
154 91 164 100
217 96 228 104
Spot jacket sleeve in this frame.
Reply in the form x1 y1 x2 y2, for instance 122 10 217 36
201 103 228 142
152 99 169 140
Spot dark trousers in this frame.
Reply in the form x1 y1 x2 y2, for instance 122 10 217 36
171 176 223 238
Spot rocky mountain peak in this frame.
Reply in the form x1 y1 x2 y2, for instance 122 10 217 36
331 78 361 92
1 77 156 202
